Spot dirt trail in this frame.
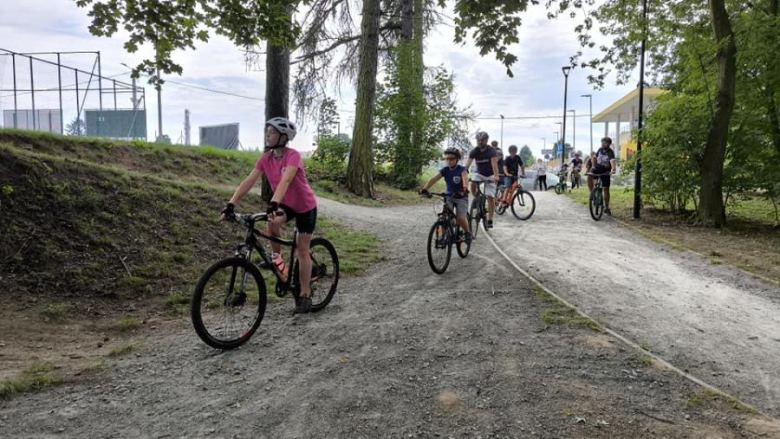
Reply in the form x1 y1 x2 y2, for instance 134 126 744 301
1 196 776 438
490 190 780 417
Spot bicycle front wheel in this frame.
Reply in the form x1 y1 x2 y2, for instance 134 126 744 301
589 189 604 221
292 238 340 312
511 190 536 221
191 257 267 350
495 188 507 215
456 219 471 258
427 221 452 274
554 183 563 195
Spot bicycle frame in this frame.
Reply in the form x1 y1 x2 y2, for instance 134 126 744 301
234 214 299 292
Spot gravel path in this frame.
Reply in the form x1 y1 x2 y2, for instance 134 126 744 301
490 189 780 417
0 196 776 438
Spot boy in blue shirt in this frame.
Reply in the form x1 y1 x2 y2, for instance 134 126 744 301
419 147 472 244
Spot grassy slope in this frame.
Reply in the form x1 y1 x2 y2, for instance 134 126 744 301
565 187 780 282
0 132 383 317
0 129 441 207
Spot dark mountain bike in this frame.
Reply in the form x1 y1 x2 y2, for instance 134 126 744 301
191 212 339 349
554 171 569 195
587 172 610 221
469 180 489 238
423 192 471 274
496 176 536 221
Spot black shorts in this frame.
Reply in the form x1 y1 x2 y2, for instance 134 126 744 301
279 205 317 234
591 169 611 188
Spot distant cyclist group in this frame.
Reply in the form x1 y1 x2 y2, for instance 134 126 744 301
418 130 618 246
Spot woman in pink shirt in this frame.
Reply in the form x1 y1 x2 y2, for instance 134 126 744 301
222 117 318 314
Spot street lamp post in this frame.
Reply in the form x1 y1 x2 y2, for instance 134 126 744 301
555 122 562 160
500 114 505 148
634 0 648 220
561 66 572 167
581 94 593 155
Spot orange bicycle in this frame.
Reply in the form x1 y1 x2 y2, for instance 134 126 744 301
496 176 536 221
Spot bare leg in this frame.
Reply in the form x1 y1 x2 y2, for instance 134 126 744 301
296 234 313 298
604 186 611 208
488 196 495 221
267 212 287 254
587 175 595 192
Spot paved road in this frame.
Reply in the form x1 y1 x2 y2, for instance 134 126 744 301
489 189 780 416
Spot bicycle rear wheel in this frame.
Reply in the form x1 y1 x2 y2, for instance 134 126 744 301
469 198 481 239
292 238 339 312
589 189 604 221
427 221 452 274
191 257 267 350
511 189 536 221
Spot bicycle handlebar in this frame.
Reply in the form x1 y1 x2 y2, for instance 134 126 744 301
228 212 270 227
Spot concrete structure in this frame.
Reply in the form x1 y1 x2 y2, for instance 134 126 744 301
592 87 666 162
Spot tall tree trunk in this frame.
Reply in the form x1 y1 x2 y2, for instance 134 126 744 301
261 40 291 202
391 0 416 188
698 0 736 227
767 0 780 155
411 0 425 177
346 0 380 197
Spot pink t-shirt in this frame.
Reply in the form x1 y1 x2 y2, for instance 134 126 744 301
255 148 317 213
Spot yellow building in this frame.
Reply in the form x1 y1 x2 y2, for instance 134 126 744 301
592 87 666 162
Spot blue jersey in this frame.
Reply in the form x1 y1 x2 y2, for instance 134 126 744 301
439 165 467 195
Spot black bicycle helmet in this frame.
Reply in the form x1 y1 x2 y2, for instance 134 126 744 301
508 145 518 153
443 147 462 159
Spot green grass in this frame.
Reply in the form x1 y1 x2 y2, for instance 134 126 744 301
0 362 63 400
532 286 603 332
686 388 758 414
108 343 140 357
116 317 141 332
40 304 68 323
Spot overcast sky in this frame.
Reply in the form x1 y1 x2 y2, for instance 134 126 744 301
0 1 637 159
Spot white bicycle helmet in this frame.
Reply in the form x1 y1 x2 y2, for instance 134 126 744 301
266 117 297 144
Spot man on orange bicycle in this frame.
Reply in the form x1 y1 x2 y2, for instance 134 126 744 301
502 145 526 203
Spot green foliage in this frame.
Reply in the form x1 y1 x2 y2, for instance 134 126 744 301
116 317 141 332
74 0 299 86
317 97 340 138
444 0 533 77
65 117 85 136
375 52 469 189
312 135 350 170
519 145 535 166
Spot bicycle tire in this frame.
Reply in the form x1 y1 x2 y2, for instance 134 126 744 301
427 221 452 274
455 219 471 258
469 198 480 239
554 184 563 195
589 189 604 221
292 238 340 312
511 189 536 221
191 257 267 350
495 188 507 215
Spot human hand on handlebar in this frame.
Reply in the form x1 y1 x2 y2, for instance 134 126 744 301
221 202 235 221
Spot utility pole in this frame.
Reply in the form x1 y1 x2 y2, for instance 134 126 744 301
581 94 593 155
568 109 576 153
500 114 505 148
634 0 648 220
184 109 191 145
156 67 163 141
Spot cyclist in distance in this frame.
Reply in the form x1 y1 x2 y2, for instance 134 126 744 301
492 141 506 187
221 117 318 314
465 132 500 228
588 137 617 215
419 147 472 244
570 151 583 189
